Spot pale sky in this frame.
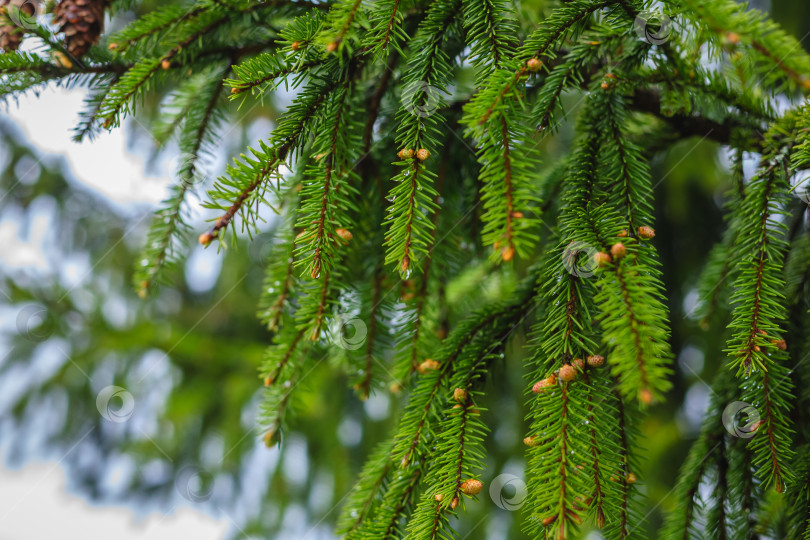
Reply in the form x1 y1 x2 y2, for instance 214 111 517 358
0 461 228 540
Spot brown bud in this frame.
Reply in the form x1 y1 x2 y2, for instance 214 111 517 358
559 364 577 382
460 479 483 496
610 243 627 260
532 375 557 393
523 435 540 447
416 148 430 161
640 388 653 405
401 455 410 467
52 51 73 69
326 41 338 53
453 388 468 402
397 148 414 160
451 496 459 509
453 403 463 409
594 251 612 268
600 82 610 90
336 228 353 241
198 232 213 245
617 229 629 237
108 43 118 50
526 57 543 72
725 32 740 45
161 59 171 70
542 514 557 526
511 211 524 219
638 225 656 239
753 345 761 352
626 472 637 484
390 382 402 394
772 339 787 351
264 375 273 387
434 493 444 502
264 430 278 447
572 358 585 371
586 354 605 368
605 73 617 79
401 255 410 273
417 359 440 374
291 41 301 51
231 87 240 94
501 245 515 262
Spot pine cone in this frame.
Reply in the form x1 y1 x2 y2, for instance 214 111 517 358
0 0 38 52
52 0 107 57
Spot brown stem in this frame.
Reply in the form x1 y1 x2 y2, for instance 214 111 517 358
500 118 515 254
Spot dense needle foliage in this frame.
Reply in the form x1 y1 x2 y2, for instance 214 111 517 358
3 0 810 537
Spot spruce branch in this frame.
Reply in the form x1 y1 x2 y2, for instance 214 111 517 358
677 0 810 93
135 62 231 296
382 0 458 275
257 219 299 332
202 76 341 243
109 3 209 53
337 439 395 536
661 371 735 540
358 464 424 539
363 0 406 57
392 271 537 469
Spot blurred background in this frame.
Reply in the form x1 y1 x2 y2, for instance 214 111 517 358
1 0 809 538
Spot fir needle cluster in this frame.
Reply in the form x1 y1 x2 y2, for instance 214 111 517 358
4 0 810 538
